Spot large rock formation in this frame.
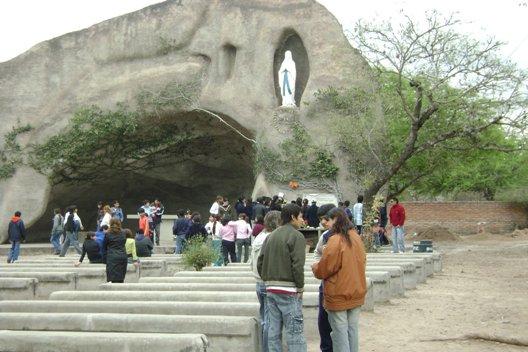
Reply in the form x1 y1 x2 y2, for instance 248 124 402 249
0 0 380 242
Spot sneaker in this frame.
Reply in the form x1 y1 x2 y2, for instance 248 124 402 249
6 259 11 264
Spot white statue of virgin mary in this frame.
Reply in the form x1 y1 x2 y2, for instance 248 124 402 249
278 50 297 107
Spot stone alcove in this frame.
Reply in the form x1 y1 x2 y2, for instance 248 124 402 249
29 110 255 240
273 29 310 107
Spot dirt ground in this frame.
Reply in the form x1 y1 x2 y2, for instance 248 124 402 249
308 231 528 351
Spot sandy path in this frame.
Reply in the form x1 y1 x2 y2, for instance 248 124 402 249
308 235 528 351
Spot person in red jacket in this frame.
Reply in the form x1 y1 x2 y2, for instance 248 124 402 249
138 209 151 240
388 198 406 253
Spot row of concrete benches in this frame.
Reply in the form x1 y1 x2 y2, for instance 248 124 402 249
0 257 185 298
0 252 441 351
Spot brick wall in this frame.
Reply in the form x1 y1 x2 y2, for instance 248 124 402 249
398 201 528 235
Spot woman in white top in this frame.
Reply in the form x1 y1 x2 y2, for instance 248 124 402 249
205 215 224 266
100 205 112 229
209 196 223 215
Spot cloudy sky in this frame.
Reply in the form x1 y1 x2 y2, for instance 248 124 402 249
1 0 527 68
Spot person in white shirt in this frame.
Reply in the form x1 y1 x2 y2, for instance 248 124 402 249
209 195 223 216
100 205 112 228
353 195 364 234
59 205 84 256
230 213 252 263
205 215 224 266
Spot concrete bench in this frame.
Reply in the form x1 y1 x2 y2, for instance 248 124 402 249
0 312 255 352
49 290 320 307
362 271 391 303
0 330 208 352
136 260 167 277
0 300 260 317
0 272 76 298
12 259 174 277
366 262 417 290
99 282 322 293
365 258 427 283
0 278 38 300
0 266 139 285
366 266 404 296
367 252 442 273
220 264 404 297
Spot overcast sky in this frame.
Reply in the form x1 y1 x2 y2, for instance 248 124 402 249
0 0 527 68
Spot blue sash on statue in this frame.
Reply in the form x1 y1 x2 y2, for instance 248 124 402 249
282 69 292 96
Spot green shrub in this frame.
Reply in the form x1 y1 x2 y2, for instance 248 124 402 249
182 237 219 271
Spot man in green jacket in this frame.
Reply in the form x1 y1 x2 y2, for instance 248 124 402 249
257 203 307 352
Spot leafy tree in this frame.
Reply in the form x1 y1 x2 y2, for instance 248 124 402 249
29 80 256 185
313 11 527 201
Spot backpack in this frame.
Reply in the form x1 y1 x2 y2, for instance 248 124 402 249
64 213 75 232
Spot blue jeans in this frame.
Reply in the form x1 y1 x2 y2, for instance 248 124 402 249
59 231 82 256
50 231 61 253
392 226 405 253
373 231 381 247
175 234 185 254
212 239 223 266
266 292 307 352
327 307 360 352
256 282 269 352
318 284 333 352
8 241 20 262
236 238 251 263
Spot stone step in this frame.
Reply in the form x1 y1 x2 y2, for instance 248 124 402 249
365 253 442 272
6 259 181 275
0 300 259 317
0 278 38 300
0 312 256 352
99 282 322 293
49 290 320 307
0 268 136 290
0 330 208 352
0 272 76 298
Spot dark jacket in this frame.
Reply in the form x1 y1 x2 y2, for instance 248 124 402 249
8 216 26 242
257 223 306 292
242 204 254 221
187 222 207 240
103 231 128 282
235 201 245 215
173 218 191 236
307 204 319 228
79 239 103 263
135 234 153 257
153 204 164 225
253 203 267 220
378 205 388 227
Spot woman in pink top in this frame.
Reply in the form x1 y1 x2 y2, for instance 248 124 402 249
220 217 237 265
231 213 252 263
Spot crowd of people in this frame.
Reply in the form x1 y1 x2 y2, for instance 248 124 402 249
250 197 406 352
5 192 407 352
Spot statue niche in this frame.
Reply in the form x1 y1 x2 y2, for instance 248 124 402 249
274 30 309 107
278 51 296 107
